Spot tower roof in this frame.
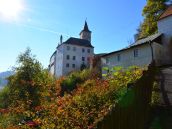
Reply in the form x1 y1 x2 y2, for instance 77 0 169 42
83 21 90 32
80 21 91 35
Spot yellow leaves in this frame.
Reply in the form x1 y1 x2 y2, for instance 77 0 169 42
24 110 35 118
75 110 81 118
33 118 41 125
26 100 32 105
57 106 64 113
41 91 50 97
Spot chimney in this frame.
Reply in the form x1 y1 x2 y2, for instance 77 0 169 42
60 35 63 44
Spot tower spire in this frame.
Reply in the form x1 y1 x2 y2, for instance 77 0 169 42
80 21 92 42
83 20 90 32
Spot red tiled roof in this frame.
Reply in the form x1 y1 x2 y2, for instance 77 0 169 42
159 6 172 20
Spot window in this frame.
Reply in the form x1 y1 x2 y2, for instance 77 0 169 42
73 56 76 60
66 63 69 67
67 46 70 50
82 57 85 61
87 49 90 53
117 54 121 61
73 47 76 51
106 58 109 64
66 55 70 60
72 64 75 68
134 49 138 57
82 48 85 53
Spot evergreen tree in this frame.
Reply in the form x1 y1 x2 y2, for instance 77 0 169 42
138 0 170 38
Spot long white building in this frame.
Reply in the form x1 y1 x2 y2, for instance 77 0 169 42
49 22 94 77
101 6 172 72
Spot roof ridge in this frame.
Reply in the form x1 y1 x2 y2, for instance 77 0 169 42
63 37 94 48
159 5 172 20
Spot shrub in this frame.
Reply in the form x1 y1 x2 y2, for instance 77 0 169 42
31 67 143 129
0 86 10 108
0 113 21 129
60 69 95 96
151 81 161 106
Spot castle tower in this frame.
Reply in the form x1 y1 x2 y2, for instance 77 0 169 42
80 21 91 42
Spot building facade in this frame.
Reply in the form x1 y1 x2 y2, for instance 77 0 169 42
49 22 94 77
101 6 172 72
101 34 163 70
158 6 172 64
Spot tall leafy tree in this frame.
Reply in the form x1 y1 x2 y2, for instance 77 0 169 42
7 48 54 110
138 0 170 38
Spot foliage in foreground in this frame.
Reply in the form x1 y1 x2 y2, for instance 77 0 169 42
37 67 143 129
0 49 144 129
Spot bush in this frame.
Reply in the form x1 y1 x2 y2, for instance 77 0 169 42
0 113 21 129
0 86 10 108
60 69 95 96
31 67 143 129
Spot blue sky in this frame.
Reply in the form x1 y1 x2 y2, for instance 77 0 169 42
0 0 146 72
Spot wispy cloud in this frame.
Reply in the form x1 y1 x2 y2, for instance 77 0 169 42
15 22 70 37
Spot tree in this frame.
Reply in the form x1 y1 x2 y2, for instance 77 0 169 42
138 0 170 38
7 48 54 110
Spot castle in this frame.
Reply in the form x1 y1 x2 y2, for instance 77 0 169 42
49 21 94 77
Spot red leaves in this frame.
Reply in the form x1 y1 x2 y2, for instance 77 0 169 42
26 121 39 127
0 108 9 114
34 106 43 111
20 80 36 86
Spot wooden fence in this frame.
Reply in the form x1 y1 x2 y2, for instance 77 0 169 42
95 65 155 129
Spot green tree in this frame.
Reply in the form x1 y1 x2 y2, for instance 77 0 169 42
8 48 54 110
138 0 170 38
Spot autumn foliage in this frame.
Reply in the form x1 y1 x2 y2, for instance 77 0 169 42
0 49 144 128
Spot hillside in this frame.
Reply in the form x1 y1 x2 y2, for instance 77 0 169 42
0 71 14 89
